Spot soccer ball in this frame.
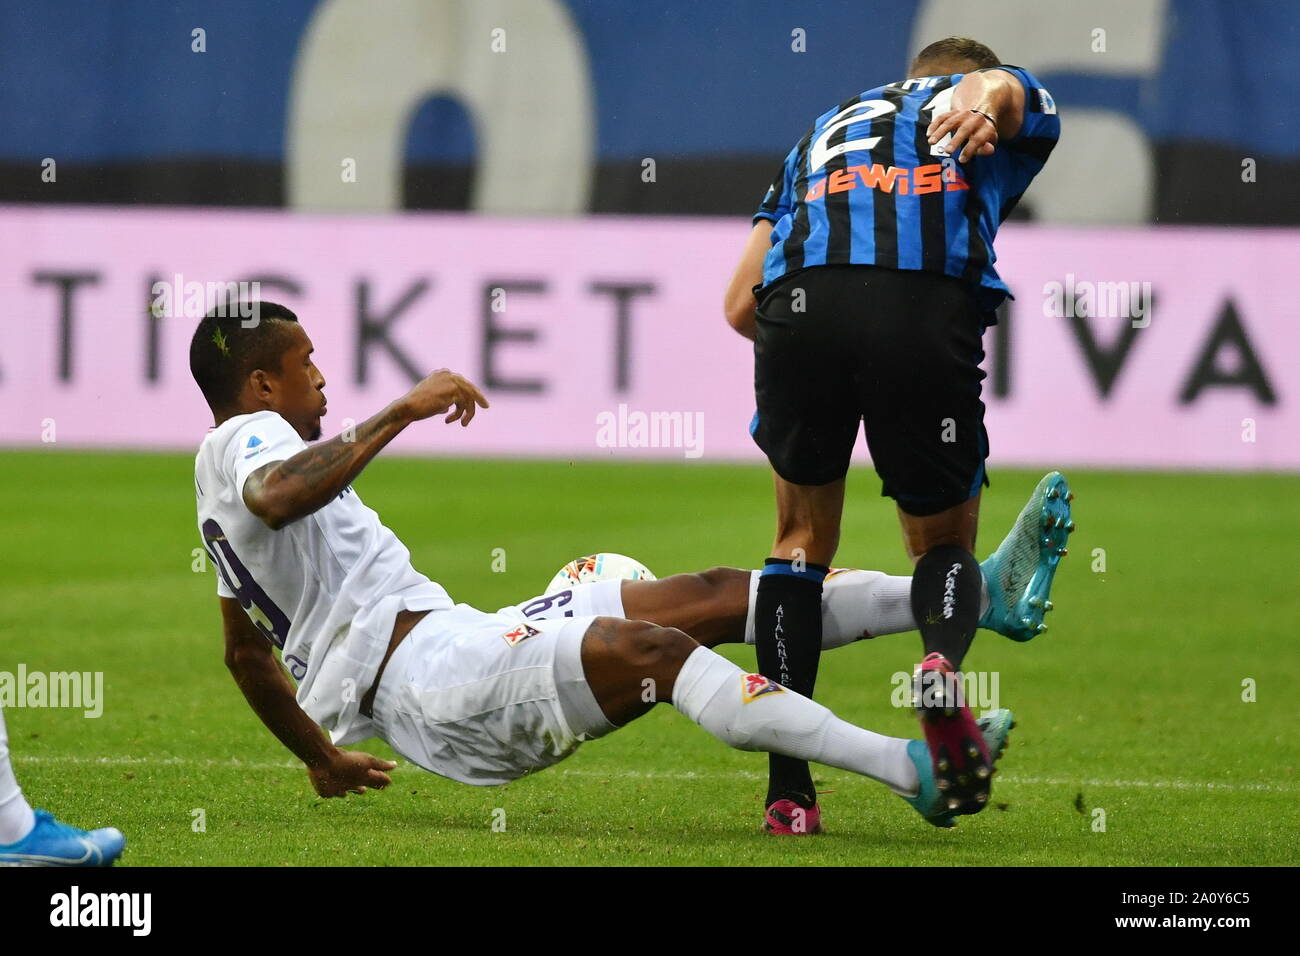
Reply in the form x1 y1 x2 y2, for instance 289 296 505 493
545 553 656 594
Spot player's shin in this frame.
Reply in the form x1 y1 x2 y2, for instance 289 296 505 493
910 545 982 668
670 646 918 794
753 559 827 808
908 547 993 812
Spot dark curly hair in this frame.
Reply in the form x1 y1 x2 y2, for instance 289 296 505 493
189 301 300 412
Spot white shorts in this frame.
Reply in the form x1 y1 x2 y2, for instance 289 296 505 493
369 579 626 786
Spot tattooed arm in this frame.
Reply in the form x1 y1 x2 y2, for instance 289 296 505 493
220 595 397 796
243 369 489 530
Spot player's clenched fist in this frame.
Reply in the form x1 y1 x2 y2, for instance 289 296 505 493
308 750 398 798
399 369 490 426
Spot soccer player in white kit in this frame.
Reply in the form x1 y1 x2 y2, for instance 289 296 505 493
190 303 1026 829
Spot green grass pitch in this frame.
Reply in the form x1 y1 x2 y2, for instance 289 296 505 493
1 449 1295 866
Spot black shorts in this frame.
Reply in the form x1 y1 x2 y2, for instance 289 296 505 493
751 264 991 517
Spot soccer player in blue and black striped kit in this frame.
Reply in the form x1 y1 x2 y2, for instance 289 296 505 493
724 37 1071 833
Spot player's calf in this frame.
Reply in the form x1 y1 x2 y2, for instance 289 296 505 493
620 568 751 648
911 543 982 667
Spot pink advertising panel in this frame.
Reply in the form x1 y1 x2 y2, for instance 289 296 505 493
0 207 1294 470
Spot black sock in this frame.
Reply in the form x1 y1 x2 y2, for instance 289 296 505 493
754 557 828 809
910 545 982 669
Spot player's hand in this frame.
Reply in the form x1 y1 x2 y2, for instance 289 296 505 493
927 107 999 164
307 750 398 798
399 369 490 427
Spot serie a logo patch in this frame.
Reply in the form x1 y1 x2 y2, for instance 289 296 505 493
740 673 785 703
502 623 541 647
244 434 268 459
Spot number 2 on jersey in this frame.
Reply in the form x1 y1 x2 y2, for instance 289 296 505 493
809 99 898 173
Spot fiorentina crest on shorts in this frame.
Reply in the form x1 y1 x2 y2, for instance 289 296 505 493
741 673 785 704
502 623 542 647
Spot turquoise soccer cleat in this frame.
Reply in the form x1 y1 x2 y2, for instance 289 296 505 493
979 471 1074 642
0 809 125 867
901 739 958 828
976 708 1015 764
899 708 1015 828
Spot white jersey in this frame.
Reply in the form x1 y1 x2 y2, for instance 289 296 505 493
194 410 453 744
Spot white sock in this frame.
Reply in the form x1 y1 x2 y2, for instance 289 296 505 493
0 706 36 844
671 646 918 794
743 569 991 647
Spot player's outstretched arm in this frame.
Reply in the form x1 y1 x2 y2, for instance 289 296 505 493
243 369 489 529
927 68 1027 163
219 597 396 798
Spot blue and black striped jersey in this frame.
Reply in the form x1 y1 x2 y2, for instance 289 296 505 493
754 65 1059 310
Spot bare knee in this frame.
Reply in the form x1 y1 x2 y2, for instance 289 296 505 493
615 621 697 681
580 619 700 725
621 568 750 646
898 494 980 562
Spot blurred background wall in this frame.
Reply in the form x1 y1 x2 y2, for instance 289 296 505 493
0 0 1295 470
0 0 1293 223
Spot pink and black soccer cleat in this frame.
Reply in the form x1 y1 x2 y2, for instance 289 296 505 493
913 653 993 816
763 799 823 835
